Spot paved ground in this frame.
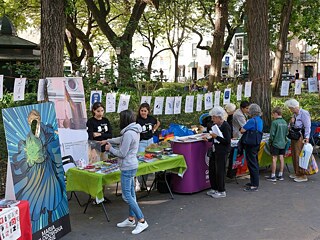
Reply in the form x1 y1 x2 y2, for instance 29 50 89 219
64 154 320 240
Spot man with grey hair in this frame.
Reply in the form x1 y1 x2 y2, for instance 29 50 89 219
232 101 250 138
284 99 311 182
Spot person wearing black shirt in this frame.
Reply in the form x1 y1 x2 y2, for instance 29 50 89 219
86 102 112 153
136 103 160 190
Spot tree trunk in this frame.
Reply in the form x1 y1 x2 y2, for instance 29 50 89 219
247 0 271 129
40 0 66 78
271 0 293 95
208 0 228 91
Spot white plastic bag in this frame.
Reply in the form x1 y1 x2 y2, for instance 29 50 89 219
299 143 313 169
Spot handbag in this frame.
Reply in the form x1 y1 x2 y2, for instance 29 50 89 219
287 117 302 140
241 118 263 146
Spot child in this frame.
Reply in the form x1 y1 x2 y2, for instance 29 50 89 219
105 110 148 235
266 107 288 182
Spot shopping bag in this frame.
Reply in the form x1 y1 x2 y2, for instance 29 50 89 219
298 143 313 169
304 154 318 175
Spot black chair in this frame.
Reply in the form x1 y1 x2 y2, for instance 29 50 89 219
62 155 83 206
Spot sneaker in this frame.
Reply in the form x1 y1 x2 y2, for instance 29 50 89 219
293 176 308 182
117 218 136 228
266 176 277 182
206 189 217 196
132 221 148 234
211 191 226 198
289 174 297 179
243 186 258 192
276 175 284 181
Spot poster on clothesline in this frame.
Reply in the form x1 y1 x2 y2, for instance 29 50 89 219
223 88 231 105
90 90 102 111
165 97 174 115
237 84 242 101
0 75 3 100
37 79 45 101
244 81 252 98
204 92 213 110
174 96 182 114
308 77 318 93
196 94 203 112
153 97 164 115
214 91 221 107
294 80 302 95
47 77 88 160
117 94 130 113
185 95 194 113
106 92 116 113
140 96 152 106
13 77 26 101
280 81 290 96
2 102 71 239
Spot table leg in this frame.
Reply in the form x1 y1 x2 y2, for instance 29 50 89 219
83 195 92 214
100 202 110 222
164 171 174 199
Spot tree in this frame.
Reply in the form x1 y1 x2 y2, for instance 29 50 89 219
40 0 66 78
247 0 271 128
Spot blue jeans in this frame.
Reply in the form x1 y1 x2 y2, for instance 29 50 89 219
121 169 144 220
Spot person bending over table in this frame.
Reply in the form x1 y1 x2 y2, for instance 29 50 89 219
136 103 160 191
105 110 148 235
87 102 112 160
284 99 311 183
240 103 263 192
204 106 231 198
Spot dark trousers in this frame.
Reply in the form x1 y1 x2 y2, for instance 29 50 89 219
209 151 227 192
226 147 237 178
244 144 260 187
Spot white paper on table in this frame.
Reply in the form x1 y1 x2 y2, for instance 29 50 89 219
153 97 164 115
196 94 203 111
105 92 116 113
90 90 102 110
294 80 302 95
0 75 3 100
280 81 290 96
223 88 231 105
244 81 252 98
308 77 317 93
204 92 213 110
165 97 174 115
37 79 45 101
236 84 242 101
214 91 220 107
185 95 194 113
211 124 224 143
140 96 152 106
174 96 182 114
117 94 130 113
13 77 26 101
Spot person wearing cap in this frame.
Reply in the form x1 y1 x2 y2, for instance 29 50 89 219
284 99 311 182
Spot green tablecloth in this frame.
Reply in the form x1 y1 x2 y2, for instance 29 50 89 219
66 154 187 200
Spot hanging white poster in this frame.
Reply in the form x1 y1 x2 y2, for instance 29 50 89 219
294 80 302 95
185 95 194 113
196 94 203 112
117 94 130 113
90 90 102 110
13 77 26 101
165 97 175 115
244 81 252 98
308 77 318 93
37 79 45 101
223 88 231 105
174 96 182 114
153 97 164 115
0 75 3 100
214 91 221 107
106 92 116 113
204 92 213 110
140 96 152 105
280 81 290 96
237 84 242 101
